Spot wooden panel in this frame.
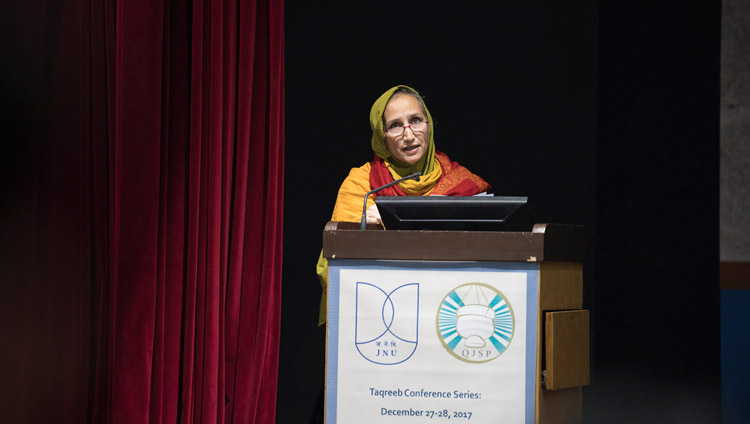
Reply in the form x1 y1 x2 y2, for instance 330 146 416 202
535 265 585 422
539 263 583 311
322 221 585 263
545 310 590 390
536 387 582 424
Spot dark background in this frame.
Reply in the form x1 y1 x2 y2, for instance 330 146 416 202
279 1 720 423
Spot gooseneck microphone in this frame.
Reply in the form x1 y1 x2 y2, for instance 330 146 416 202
359 172 422 230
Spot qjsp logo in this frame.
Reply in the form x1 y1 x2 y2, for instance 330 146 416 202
436 283 514 363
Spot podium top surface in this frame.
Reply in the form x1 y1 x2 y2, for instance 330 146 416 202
322 222 585 263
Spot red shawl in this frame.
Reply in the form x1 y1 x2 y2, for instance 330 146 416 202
369 151 490 197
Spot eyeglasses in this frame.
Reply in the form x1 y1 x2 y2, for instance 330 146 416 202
384 119 429 137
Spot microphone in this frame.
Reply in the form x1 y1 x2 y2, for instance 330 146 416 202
360 172 422 230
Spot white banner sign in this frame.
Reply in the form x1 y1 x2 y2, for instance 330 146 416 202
327 261 539 423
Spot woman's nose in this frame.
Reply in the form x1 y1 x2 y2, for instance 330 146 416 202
402 126 416 141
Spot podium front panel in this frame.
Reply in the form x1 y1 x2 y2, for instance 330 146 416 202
326 260 540 424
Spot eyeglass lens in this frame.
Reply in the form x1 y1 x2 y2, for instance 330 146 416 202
386 121 427 136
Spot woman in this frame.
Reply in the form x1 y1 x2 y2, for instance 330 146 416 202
316 85 490 325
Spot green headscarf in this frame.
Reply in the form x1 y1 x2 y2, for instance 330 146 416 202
369 85 436 177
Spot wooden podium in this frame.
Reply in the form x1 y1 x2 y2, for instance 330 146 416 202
323 222 589 424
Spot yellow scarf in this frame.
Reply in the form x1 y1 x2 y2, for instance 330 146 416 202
385 160 442 195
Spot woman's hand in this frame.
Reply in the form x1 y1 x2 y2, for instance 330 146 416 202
365 204 382 224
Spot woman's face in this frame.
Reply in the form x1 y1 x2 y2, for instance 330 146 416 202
383 94 429 165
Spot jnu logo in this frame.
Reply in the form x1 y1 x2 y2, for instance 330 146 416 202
355 282 419 365
436 283 515 363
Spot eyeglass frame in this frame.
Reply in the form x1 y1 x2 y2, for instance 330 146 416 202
384 120 430 137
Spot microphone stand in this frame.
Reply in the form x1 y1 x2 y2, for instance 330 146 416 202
359 172 422 230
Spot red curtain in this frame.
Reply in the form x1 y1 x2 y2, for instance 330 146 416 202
0 1 284 423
